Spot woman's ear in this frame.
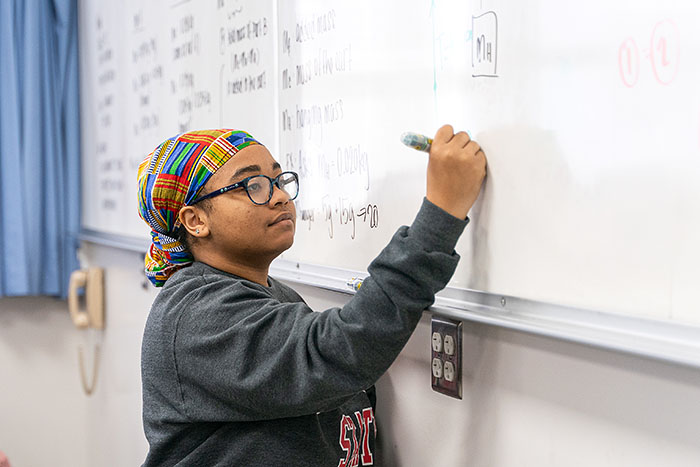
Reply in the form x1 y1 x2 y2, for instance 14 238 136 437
179 205 209 238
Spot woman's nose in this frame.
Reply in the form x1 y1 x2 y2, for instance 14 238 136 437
269 182 291 205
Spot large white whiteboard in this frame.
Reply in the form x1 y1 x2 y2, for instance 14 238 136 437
79 0 278 238
79 0 700 327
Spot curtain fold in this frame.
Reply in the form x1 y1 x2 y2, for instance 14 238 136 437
0 0 81 297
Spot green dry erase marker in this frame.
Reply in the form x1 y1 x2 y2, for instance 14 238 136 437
401 132 433 152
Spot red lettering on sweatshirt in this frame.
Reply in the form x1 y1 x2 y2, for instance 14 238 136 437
355 408 375 465
338 408 375 466
338 415 356 467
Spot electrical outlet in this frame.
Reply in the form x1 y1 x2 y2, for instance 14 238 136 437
431 332 443 352
432 358 443 378
443 334 455 355
430 316 462 399
443 361 455 382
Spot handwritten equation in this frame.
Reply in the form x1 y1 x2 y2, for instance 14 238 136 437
279 5 376 242
219 9 270 96
619 19 679 87
321 197 379 240
93 14 122 213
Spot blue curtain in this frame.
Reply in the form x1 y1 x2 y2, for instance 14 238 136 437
0 0 80 297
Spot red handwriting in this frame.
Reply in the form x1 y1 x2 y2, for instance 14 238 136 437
618 38 639 88
619 19 679 88
650 19 679 85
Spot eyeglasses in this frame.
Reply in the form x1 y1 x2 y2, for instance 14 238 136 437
190 171 299 206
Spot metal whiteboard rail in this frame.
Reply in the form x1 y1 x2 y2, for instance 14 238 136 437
76 234 700 370
79 229 150 253
270 259 700 369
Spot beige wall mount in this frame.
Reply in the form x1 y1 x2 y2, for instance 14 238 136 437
68 268 104 330
68 268 105 396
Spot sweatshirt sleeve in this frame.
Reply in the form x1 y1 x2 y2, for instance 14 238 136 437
172 198 468 422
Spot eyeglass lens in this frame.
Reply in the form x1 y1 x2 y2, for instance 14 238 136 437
247 173 299 204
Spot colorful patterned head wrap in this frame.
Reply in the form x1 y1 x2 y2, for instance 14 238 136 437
137 129 260 286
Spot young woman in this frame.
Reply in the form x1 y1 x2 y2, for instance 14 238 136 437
137 125 486 466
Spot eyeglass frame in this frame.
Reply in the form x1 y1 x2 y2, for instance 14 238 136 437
189 171 299 206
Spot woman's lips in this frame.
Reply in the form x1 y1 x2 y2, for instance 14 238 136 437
270 212 294 226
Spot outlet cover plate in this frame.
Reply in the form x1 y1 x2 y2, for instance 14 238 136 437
431 316 462 399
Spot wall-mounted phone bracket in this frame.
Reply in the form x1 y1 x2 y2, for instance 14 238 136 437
68 268 105 395
68 268 104 329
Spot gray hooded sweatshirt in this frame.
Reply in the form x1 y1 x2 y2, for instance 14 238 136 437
141 198 468 466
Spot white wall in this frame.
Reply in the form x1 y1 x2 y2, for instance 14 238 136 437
3 248 700 466
0 297 90 467
293 282 700 467
0 244 155 467
80 243 155 467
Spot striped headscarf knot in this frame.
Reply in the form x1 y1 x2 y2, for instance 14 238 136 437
137 129 260 286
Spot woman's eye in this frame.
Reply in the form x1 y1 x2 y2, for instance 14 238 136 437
247 181 264 192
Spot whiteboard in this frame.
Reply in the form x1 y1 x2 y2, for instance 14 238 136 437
79 0 700 327
78 0 278 240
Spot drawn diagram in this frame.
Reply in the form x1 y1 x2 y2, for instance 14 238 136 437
471 11 498 77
